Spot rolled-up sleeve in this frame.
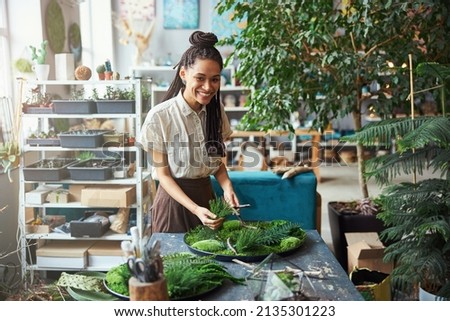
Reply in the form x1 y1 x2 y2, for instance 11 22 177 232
140 113 166 154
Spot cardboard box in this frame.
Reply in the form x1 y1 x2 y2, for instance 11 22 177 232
345 232 393 274
36 240 95 269
81 185 136 207
69 184 88 202
25 223 50 234
25 184 63 204
87 241 126 268
46 189 70 203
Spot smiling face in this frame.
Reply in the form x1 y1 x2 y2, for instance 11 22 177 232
179 58 221 112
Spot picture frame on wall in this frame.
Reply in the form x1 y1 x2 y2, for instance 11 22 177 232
163 0 199 29
210 0 247 41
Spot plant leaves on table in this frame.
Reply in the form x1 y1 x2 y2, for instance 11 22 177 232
184 219 307 261
104 252 245 300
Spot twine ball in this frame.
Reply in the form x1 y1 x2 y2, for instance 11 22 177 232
75 65 92 80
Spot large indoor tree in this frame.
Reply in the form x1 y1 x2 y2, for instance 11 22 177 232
216 0 450 198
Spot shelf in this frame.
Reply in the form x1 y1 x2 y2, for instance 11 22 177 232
23 145 141 152
24 196 151 209
22 113 139 119
25 230 131 241
25 79 138 86
23 171 151 185
26 265 126 272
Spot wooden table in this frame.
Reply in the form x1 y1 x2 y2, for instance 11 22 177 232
150 230 363 301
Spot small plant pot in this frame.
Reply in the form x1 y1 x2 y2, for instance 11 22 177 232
104 71 113 80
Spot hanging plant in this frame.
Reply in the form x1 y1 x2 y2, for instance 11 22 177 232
45 0 66 53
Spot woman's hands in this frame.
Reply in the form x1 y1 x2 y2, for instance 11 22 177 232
193 206 224 230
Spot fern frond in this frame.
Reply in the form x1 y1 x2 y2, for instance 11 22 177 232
416 62 450 81
234 228 263 252
260 221 302 245
342 117 408 147
398 117 450 151
364 147 437 185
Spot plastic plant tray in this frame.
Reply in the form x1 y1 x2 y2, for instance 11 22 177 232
22 105 53 114
26 138 60 146
68 158 121 181
96 100 136 114
52 100 97 114
59 130 112 148
23 158 79 181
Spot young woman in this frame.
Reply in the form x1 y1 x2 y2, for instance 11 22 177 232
139 31 240 233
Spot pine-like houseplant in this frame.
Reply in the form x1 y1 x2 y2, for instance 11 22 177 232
345 61 450 299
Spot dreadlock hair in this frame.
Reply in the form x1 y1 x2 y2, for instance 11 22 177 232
163 31 225 157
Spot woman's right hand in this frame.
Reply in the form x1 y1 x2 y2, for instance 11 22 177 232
194 206 224 230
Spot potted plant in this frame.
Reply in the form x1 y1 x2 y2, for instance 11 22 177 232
0 142 20 183
94 85 136 114
216 0 450 268
345 61 450 299
29 40 50 81
96 64 106 80
22 86 53 114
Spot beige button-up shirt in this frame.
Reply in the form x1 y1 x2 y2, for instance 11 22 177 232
139 91 232 179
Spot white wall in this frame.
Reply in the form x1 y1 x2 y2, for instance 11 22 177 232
112 0 223 77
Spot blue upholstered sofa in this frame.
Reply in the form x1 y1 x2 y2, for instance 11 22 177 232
211 170 320 231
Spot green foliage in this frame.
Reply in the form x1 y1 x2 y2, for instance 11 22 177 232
216 0 450 198
163 253 245 299
14 58 33 73
105 263 131 296
191 239 226 252
96 64 106 73
29 40 48 64
279 237 303 252
103 86 135 100
216 1 450 132
209 197 234 219
185 219 306 257
344 116 450 185
0 142 20 183
378 179 450 298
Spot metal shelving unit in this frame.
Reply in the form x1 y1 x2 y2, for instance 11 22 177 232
17 79 151 274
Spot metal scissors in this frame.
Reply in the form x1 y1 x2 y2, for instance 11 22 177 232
127 256 147 283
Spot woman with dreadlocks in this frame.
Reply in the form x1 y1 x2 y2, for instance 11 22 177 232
140 31 240 233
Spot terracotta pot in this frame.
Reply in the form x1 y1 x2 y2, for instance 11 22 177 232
104 71 113 80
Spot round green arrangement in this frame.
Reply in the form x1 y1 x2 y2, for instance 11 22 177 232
105 253 244 300
184 219 307 260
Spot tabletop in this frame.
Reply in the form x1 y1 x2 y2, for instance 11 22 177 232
150 230 363 301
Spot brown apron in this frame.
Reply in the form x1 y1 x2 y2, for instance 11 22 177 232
151 176 214 233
